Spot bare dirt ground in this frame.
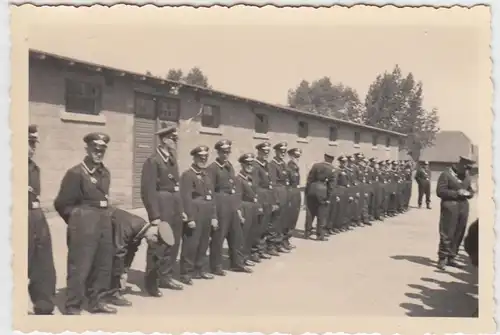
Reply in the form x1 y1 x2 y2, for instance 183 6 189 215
45 182 478 317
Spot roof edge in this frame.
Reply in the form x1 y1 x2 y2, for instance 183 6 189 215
29 49 406 137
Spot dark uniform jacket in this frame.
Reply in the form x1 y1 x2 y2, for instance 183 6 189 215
141 148 183 222
287 161 301 188
306 162 336 202
415 168 431 184
180 165 217 222
436 167 475 202
29 158 41 209
54 157 111 224
111 208 148 275
252 158 279 205
464 219 479 267
269 158 290 187
206 158 238 195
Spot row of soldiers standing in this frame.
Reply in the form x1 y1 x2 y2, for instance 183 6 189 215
27 122 309 315
304 151 416 240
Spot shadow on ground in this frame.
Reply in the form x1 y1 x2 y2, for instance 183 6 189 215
392 254 478 317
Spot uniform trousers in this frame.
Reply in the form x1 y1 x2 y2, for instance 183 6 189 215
65 206 113 311
28 207 56 314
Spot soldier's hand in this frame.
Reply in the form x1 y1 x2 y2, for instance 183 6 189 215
355 192 360 198
181 212 188 222
187 220 196 229
258 207 263 214
120 273 128 290
349 196 354 201
272 205 279 212
336 196 340 202
211 218 219 229
365 193 369 198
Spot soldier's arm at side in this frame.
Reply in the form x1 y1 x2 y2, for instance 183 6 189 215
140 158 161 222
436 172 459 200
206 175 218 220
53 168 81 224
180 172 195 222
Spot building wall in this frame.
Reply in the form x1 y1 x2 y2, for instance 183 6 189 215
29 56 402 212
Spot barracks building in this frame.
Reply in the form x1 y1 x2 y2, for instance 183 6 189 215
28 49 407 212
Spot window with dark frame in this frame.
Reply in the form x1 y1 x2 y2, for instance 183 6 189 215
65 79 101 115
386 136 391 147
254 113 269 134
298 121 309 139
157 98 180 122
201 104 221 128
329 126 338 142
372 134 378 146
354 131 361 144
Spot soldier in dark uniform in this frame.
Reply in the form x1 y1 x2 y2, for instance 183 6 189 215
403 160 414 211
28 125 56 315
286 148 302 246
345 155 358 228
269 142 292 252
304 151 336 240
357 156 371 226
387 161 399 217
253 142 280 257
107 208 174 303
396 161 406 213
235 153 263 265
331 155 349 233
436 156 475 270
140 123 185 294
54 132 116 315
207 139 252 276
367 158 381 222
415 161 432 209
179 145 218 284
379 160 389 218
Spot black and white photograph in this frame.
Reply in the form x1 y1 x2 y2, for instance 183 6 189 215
11 3 494 334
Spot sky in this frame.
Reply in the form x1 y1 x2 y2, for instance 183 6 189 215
17 5 491 144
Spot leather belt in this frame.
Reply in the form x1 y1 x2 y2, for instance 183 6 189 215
81 200 108 208
29 201 40 210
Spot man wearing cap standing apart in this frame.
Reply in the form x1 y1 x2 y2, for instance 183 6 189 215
286 148 303 243
415 161 432 209
268 142 292 252
106 208 175 303
28 125 56 315
207 140 252 276
436 156 475 270
235 153 263 265
304 151 336 240
140 122 185 293
54 132 116 315
179 145 218 284
253 142 280 257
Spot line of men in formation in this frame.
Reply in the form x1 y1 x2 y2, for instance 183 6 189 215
303 151 418 241
27 122 425 316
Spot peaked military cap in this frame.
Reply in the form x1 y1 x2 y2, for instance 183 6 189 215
338 155 347 162
238 153 255 164
215 139 232 151
255 141 272 151
368 157 376 162
422 161 429 165
28 124 39 142
190 145 209 156
158 220 175 246
287 148 302 157
354 152 364 159
348 155 356 161
459 155 475 165
155 122 178 137
324 150 335 159
84 132 110 147
273 141 288 151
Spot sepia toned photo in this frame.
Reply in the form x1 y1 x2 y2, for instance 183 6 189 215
10 3 494 334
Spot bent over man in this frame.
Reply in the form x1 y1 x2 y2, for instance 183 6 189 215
28 125 56 315
54 132 116 315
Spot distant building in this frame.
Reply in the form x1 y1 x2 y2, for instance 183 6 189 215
418 131 478 180
29 49 406 212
